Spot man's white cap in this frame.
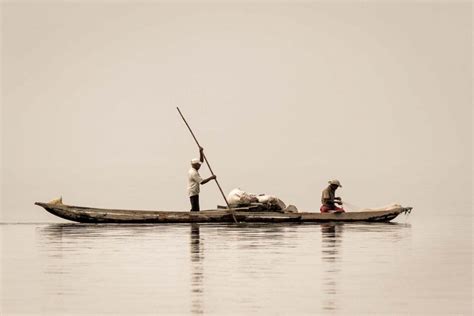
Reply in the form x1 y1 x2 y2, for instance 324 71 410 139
328 179 342 187
191 158 202 165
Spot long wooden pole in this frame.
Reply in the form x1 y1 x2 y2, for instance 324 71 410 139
177 107 238 223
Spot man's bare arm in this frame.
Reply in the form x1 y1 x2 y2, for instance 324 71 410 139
201 175 216 185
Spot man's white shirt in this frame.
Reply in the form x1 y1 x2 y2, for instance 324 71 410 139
188 168 203 197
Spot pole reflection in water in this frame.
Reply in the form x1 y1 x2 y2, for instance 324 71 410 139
190 224 204 314
321 223 344 313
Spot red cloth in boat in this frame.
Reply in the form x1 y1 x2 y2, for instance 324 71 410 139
320 205 346 213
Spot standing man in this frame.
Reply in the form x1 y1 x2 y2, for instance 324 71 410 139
188 147 216 212
320 179 345 213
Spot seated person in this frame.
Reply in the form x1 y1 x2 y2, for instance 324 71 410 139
320 180 346 213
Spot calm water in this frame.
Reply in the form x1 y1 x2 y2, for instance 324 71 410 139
1 215 472 315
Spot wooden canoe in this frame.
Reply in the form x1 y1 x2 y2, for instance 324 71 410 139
35 202 412 223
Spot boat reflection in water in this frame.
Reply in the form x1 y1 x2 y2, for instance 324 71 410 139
34 221 411 314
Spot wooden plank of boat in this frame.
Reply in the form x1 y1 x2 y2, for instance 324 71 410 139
34 202 412 223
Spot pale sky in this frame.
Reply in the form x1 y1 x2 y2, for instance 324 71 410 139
1 1 472 222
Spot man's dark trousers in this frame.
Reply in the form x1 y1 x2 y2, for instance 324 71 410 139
190 195 200 212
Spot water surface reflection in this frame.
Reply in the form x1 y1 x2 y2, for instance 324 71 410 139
30 222 414 315
321 223 343 312
190 224 204 314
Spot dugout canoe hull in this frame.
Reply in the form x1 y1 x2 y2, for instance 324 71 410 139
35 202 412 223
